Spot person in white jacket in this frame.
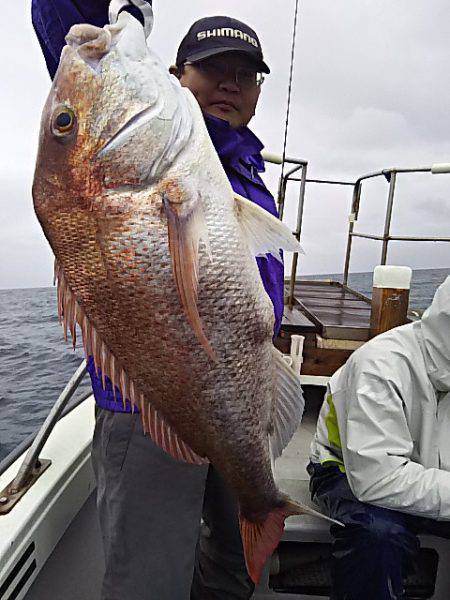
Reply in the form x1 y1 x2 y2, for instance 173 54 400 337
308 275 450 600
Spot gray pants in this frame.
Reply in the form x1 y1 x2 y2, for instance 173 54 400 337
92 408 254 600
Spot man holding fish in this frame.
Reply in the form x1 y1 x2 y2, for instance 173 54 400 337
31 1 327 598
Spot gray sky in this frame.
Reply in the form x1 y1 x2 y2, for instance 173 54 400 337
1 0 449 289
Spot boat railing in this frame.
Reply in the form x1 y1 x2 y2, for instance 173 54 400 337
0 360 87 514
262 152 450 304
343 165 450 285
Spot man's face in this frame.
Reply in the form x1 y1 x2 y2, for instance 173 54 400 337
177 52 263 129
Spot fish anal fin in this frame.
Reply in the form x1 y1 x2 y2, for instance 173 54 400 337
234 193 304 262
163 190 216 361
240 498 343 584
270 348 305 460
144 401 209 466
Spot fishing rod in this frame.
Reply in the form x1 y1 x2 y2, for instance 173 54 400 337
280 0 301 185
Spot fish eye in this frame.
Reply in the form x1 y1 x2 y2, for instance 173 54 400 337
52 106 76 137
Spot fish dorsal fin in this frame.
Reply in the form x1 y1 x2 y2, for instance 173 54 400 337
55 262 208 466
163 188 216 362
270 347 305 460
233 193 304 261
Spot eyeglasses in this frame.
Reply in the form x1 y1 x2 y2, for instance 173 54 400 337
184 59 265 89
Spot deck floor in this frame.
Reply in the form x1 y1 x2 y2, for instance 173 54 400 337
285 281 371 341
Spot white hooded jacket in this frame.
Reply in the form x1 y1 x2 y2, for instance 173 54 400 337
310 276 450 520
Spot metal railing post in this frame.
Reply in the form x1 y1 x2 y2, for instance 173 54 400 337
295 163 308 244
277 173 288 219
288 163 308 307
278 164 303 220
343 182 362 285
381 171 397 265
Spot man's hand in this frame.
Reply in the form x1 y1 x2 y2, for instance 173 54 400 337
32 0 154 79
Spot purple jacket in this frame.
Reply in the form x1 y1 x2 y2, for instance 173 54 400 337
32 0 285 413
31 0 147 78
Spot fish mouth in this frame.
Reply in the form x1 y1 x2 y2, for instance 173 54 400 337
97 96 164 158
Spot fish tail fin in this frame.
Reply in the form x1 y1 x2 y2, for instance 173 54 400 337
239 507 288 585
239 498 342 584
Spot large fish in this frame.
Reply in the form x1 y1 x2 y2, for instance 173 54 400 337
32 6 336 582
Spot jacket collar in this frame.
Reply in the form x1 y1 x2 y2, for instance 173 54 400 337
419 276 450 392
204 114 265 176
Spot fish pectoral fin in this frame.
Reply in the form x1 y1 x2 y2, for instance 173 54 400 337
142 399 209 466
163 194 216 361
240 499 343 584
270 348 305 460
233 193 304 262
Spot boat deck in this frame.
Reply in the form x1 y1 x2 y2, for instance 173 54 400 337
11 391 450 600
282 280 372 342
24 397 323 600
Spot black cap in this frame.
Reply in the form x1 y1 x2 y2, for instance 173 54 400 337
176 16 270 74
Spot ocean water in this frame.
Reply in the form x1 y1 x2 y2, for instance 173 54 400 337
0 287 92 463
0 267 448 463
